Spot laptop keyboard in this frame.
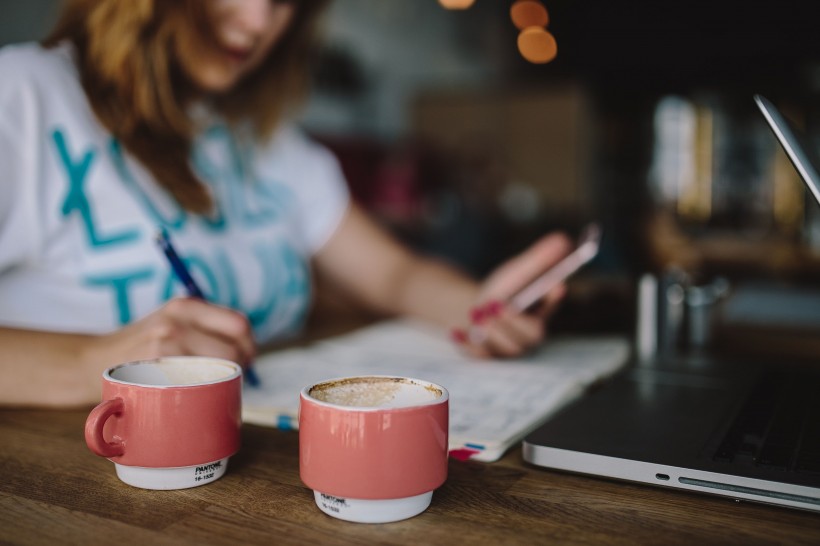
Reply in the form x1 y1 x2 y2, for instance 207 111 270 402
713 371 820 474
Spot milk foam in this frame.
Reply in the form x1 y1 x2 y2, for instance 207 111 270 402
309 378 443 408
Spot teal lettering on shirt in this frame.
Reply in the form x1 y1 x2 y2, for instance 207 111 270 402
159 253 220 302
212 242 309 339
211 244 281 336
213 248 241 309
150 242 309 340
85 268 155 325
257 241 310 333
53 129 139 248
244 243 281 333
188 140 228 232
193 126 293 230
109 139 188 231
278 241 309 297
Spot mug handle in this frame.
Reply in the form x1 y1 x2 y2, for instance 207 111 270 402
84 398 125 458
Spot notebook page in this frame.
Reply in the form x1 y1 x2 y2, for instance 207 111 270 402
243 319 630 461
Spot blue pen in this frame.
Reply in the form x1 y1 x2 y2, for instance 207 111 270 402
154 228 261 387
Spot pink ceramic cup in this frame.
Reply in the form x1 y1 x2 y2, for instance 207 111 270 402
84 356 242 490
299 376 449 523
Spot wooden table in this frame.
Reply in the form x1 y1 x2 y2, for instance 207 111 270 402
2 408 819 545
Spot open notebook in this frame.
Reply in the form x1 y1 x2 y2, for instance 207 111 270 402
243 319 630 461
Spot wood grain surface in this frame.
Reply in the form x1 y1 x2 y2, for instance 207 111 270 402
1 408 819 545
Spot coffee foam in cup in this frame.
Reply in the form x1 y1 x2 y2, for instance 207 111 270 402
309 377 443 409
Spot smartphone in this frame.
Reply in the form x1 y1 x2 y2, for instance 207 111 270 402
509 223 601 313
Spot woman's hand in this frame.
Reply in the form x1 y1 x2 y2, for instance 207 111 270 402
453 232 574 358
0 298 255 408
311 203 575 360
83 297 256 376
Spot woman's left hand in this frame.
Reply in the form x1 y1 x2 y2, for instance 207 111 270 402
453 232 573 358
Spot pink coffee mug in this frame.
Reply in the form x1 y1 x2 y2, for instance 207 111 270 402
85 356 242 490
299 376 449 523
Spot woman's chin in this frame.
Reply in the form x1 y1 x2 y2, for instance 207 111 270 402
189 70 242 95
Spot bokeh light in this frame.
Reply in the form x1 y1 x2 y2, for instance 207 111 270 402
510 0 549 30
517 26 557 64
438 0 477 10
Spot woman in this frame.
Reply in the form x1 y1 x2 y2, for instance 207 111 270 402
0 0 571 407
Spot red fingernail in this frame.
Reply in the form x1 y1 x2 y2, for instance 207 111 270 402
487 300 503 316
451 328 468 344
470 307 486 324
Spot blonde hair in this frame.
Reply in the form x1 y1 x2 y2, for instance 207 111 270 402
44 0 330 213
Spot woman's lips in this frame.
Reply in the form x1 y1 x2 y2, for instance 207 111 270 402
222 46 253 63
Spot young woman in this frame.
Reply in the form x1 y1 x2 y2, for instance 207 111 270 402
0 0 571 407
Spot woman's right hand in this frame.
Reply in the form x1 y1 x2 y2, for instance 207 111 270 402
83 297 256 375
0 298 255 408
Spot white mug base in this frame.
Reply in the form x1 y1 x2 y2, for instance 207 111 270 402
312 490 433 523
113 458 229 490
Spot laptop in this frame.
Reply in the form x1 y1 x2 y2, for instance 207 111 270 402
522 94 820 512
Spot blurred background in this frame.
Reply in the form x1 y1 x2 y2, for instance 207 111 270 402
6 0 820 355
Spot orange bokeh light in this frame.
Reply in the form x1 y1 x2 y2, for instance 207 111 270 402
438 0 476 9
510 0 549 30
517 27 557 64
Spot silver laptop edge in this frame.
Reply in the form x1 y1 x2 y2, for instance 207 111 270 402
522 443 820 511
754 94 820 204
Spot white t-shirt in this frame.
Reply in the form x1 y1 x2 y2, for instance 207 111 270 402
0 42 350 343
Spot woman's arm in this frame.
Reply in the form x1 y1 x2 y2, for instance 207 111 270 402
312 202 479 327
0 298 255 408
0 327 101 408
313 203 573 357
